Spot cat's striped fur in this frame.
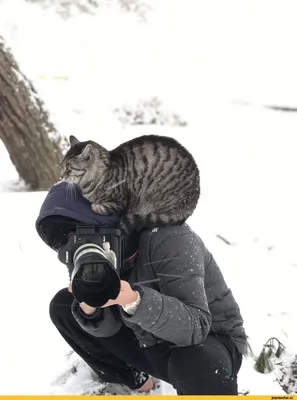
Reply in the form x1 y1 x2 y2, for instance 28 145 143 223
60 134 200 233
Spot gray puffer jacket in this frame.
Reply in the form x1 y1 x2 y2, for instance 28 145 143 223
72 224 247 354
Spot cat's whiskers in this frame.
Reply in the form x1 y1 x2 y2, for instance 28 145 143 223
66 182 77 201
106 179 126 191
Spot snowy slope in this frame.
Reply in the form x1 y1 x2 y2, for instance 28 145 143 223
0 0 297 395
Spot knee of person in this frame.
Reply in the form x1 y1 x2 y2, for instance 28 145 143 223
49 287 72 325
168 343 238 395
168 345 199 371
168 340 234 381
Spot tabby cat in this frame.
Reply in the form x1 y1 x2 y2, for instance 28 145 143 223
60 134 200 233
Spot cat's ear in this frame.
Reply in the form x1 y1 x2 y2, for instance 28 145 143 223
81 143 93 159
69 135 80 147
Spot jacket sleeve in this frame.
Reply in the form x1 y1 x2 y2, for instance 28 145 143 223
71 300 122 337
121 227 212 347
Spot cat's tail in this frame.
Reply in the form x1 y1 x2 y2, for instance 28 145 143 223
119 212 188 234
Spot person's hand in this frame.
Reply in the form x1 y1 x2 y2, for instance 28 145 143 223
136 377 154 393
101 280 138 308
68 282 97 315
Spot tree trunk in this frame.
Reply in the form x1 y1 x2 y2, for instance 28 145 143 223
0 36 68 190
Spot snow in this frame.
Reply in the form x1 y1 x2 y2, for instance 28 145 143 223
0 0 297 395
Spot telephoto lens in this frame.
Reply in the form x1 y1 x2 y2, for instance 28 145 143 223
71 242 121 307
80 263 106 283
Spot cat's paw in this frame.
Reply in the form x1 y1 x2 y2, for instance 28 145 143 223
119 219 130 234
91 203 109 215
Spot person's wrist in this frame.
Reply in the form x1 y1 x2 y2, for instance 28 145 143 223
79 302 97 315
122 290 138 306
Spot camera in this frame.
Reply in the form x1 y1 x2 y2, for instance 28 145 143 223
58 224 123 307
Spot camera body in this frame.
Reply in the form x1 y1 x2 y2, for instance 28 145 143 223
58 224 123 307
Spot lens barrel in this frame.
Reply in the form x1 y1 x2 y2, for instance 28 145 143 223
71 244 121 307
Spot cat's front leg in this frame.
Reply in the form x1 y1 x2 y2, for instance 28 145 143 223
91 201 119 216
91 203 110 215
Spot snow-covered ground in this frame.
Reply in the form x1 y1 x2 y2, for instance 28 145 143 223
0 0 297 395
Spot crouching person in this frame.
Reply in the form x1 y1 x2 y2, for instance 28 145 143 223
36 182 247 395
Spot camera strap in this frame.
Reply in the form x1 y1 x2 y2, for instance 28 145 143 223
122 250 139 272
128 250 138 260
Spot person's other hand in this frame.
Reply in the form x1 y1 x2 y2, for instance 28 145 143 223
68 282 97 315
101 280 138 308
136 377 154 393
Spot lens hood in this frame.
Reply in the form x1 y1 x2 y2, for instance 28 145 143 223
71 251 121 307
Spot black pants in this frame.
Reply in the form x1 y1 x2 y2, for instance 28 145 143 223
49 288 242 395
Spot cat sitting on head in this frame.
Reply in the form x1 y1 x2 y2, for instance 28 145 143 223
60 134 200 234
